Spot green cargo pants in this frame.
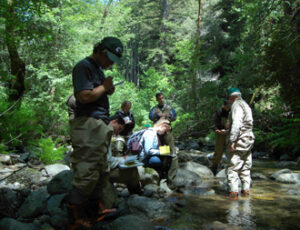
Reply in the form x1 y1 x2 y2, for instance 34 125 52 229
109 167 141 194
212 132 226 170
163 130 178 187
70 116 113 197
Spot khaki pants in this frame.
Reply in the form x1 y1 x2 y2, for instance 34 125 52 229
212 132 226 169
226 150 252 192
163 130 176 155
70 116 113 197
162 130 178 185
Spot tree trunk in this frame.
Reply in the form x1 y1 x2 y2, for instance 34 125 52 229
5 4 26 101
100 0 113 30
191 0 203 108
160 0 168 63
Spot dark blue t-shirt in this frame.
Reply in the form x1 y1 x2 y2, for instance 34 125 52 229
72 57 110 123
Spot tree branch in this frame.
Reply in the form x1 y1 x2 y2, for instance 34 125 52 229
0 98 21 117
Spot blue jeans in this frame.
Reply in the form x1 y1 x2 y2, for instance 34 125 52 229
144 156 162 168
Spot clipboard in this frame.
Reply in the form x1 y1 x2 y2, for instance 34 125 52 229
159 145 171 156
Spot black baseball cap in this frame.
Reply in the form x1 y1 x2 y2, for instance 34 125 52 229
101 37 123 64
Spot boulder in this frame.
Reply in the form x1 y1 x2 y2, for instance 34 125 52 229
0 188 24 218
177 151 192 162
127 195 170 219
47 170 73 195
270 169 300 184
216 169 226 178
17 188 50 218
181 162 214 179
185 140 200 150
0 155 12 164
172 168 202 188
99 214 155 230
0 218 38 230
137 167 159 186
42 164 70 177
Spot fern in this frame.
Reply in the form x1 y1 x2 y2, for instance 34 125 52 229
37 138 67 165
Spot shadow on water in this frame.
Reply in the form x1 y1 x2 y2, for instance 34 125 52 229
156 160 300 230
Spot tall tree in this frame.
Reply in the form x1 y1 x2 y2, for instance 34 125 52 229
190 0 203 108
3 1 26 101
1 0 59 101
160 0 168 63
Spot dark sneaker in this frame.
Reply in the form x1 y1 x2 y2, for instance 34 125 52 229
226 192 238 200
241 190 250 197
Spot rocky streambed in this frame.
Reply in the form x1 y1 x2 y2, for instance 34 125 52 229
0 147 300 230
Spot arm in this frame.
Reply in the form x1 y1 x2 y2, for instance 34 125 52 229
168 107 177 122
76 77 113 104
127 113 135 131
143 131 160 156
229 104 244 144
149 107 160 122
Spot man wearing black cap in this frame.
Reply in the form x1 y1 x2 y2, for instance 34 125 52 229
67 37 124 229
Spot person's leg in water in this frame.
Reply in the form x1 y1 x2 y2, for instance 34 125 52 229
211 132 226 175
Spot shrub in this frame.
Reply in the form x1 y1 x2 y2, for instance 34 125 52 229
36 137 67 165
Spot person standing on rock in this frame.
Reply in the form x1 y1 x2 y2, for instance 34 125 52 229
226 88 255 200
211 100 230 175
66 37 124 228
149 93 177 188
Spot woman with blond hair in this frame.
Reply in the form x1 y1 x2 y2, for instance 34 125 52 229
138 119 171 172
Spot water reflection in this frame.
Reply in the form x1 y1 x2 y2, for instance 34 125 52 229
160 160 300 230
227 199 256 230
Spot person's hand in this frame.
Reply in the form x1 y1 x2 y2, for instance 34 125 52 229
219 129 227 135
157 111 163 117
103 76 113 91
107 86 115 95
215 129 220 133
227 143 235 151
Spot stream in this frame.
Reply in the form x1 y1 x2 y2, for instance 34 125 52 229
158 159 300 230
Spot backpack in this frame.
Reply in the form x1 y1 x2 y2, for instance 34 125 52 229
127 129 147 154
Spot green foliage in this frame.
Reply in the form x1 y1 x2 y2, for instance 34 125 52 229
35 137 67 165
109 67 177 131
0 99 44 149
0 0 299 160
267 116 300 156
0 143 9 154
205 130 216 142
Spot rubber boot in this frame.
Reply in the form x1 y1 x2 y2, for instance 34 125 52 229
67 203 92 230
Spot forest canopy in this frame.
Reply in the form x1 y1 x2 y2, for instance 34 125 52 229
0 0 299 162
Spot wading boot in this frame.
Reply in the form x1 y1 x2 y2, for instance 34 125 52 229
241 190 250 198
226 192 238 200
67 203 92 230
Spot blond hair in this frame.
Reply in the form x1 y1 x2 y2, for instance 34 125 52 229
154 118 171 131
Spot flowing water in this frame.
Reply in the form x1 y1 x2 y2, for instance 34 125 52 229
158 160 300 230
